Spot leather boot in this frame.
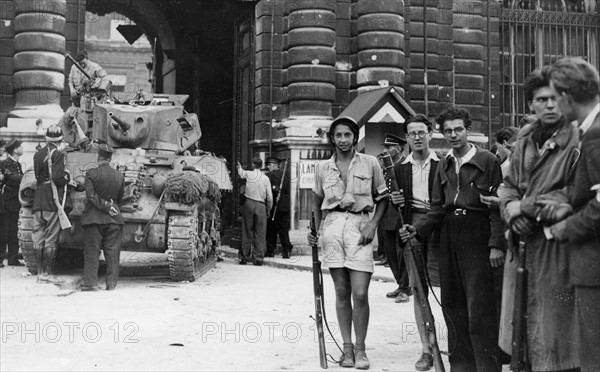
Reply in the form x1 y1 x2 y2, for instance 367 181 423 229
43 248 63 284
35 249 46 283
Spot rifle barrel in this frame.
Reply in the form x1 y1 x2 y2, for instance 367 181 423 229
66 53 92 80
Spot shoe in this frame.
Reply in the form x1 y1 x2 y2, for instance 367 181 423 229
253 261 263 266
395 292 410 303
264 252 274 258
8 261 24 267
386 287 402 298
0 262 4 268
239 259 247 265
375 258 388 266
17 253 23 260
81 286 100 292
355 350 370 370
339 349 355 368
282 252 290 259
415 353 433 371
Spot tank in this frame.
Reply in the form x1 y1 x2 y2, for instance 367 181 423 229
18 94 233 282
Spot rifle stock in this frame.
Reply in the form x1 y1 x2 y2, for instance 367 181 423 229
381 154 445 372
311 211 328 369
510 240 530 372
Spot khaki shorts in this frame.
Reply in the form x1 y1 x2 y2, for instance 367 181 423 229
321 211 374 273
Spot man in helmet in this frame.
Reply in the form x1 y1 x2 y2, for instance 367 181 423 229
307 117 388 369
32 125 71 283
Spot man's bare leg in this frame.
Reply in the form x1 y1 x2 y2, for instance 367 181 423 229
350 269 372 370
413 289 434 371
330 268 355 367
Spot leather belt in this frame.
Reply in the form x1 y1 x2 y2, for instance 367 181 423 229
331 207 366 214
412 207 429 214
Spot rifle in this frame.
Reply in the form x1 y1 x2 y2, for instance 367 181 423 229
310 211 328 369
381 154 445 372
510 239 531 372
48 149 72 230
271 159 288 220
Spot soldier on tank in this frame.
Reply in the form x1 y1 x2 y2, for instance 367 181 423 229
68 51 108 107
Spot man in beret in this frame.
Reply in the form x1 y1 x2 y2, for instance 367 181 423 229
265 156 293 259
80 144 125 291
68 50 107 107
377 133 412 303
0 139 24 267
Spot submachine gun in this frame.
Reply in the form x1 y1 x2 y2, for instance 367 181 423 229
310 211 328 369
510 238 531 372
380 153 445 372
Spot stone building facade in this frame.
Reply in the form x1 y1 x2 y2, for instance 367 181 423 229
1 0 598 227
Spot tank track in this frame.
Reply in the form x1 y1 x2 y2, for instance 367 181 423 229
18 207 37 275
167 209 215 282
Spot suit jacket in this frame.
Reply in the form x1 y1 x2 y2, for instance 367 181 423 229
563 109 600 286
0 156 23 212
380 159 403 231
81 162 125 226
33 145 70 212
396 155 439 224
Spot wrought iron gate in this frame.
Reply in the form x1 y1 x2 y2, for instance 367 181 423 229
499 0 600 126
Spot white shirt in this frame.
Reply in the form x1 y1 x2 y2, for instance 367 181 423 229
402 151 440 210
238 168 273 211
446 144 476 174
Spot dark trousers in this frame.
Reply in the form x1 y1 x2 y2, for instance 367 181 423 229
83 224 123 289
266 211 292 256
0 210 20 263
576 286 600 372
381 229 409 288
440 213 500 372
240 199 267 262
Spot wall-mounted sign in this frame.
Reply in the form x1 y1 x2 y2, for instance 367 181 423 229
298 160 327 189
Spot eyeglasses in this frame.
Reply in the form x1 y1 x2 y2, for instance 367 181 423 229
442 127 466 136
407 131 428 139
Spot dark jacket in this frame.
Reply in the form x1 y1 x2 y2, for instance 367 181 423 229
396 155 439 224
380 158 403 230
0 156 23 212
415 146 504 249
564 111 600 286
267 168 290 213
33 145 70 212
81 162 125 226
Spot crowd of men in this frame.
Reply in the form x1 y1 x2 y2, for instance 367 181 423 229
307 56 599 372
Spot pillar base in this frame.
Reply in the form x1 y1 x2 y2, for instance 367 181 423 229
6 104 64 132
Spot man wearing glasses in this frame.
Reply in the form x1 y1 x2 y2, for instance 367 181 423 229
390 114 440 371
401 108 504 371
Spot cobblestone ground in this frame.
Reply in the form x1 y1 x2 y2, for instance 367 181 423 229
0 249 507 371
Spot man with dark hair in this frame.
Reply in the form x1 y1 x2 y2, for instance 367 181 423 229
0 139 24 267
237 157 272 266
378 133 411 304
32 125 71 283
402 107 504 371
390 113 441 371
542 57 600 372
308 117 388 369
68 50 107 107
81 144 125 291
499 65 580 371
265 156 293 259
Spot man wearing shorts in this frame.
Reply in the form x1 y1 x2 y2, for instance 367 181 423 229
308 117 388 370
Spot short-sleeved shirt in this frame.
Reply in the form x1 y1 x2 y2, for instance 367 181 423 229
313 151 388 212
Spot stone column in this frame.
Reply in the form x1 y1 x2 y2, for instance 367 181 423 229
282 0 336 135
355 0 406 94
8 0 66 125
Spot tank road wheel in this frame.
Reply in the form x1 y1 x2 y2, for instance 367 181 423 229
18 207 37 274
167 208 216 282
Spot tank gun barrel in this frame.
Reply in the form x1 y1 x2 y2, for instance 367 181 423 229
108 112 131 131
65 53 92 80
